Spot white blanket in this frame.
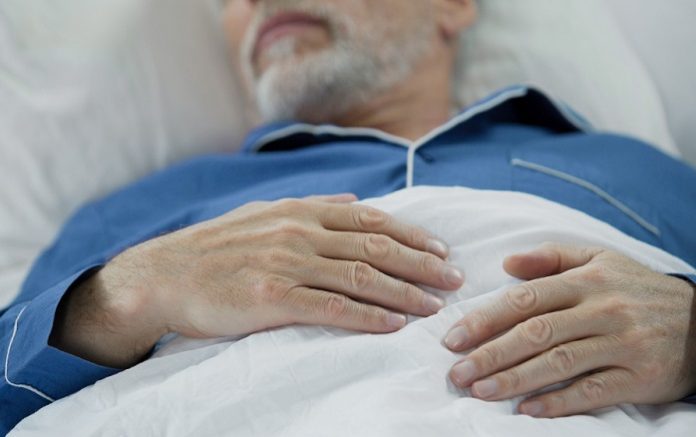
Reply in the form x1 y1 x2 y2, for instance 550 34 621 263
11 187 696 436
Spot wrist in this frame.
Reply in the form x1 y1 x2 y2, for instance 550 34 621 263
668 274 696 397
50 252 168 368
98 255 170 354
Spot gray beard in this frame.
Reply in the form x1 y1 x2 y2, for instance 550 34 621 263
243 6 434 124
254 39 385 123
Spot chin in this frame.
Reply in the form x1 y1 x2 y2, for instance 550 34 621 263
253 51 354 122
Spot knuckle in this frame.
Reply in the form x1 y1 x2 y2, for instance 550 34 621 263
228 200 270 218
632 361 657 387
581 263 613 284
347 261 374 290
470 312 495 339
404 226 426 248
505 283 540 314
275 198 304 212
388 279 414 304
547 346 576 375
599 296 632 321
264 249 299 268
275 221 310 240
638 361 664 385
582 246 605 260
519 317 554 347
503 369 522 392
363 234 393 261
580 377 607 404
256 276 293 304
418 254 439 276
476 346 503 370
324 294 350 320
620 328 645 350
402 283 424 307
363 307 383 326
634 359 656 384
353 206 389 230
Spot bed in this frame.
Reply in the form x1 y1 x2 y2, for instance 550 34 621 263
2 0 695 435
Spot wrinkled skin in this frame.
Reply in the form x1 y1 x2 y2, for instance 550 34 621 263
445 244 696 417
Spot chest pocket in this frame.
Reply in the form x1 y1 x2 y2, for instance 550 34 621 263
509 151 662 244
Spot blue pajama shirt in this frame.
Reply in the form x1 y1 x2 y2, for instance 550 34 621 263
2 86 695 433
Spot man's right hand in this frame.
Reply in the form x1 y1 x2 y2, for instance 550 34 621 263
49 194 464 368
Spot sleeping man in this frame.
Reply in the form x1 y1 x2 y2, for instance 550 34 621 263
1 0 695 432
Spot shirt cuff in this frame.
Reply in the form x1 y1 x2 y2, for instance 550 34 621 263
668 273 696 286
5 264 121 401
668 273 696 403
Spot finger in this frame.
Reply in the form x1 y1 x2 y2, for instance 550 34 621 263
300 257 445 317
465 336 622 401
305 193 359 204
518 368 633 418
282 286 407 333
450 308 607 388
316 231 463 291
316 203 450 259
444 276 581 351
504 244 603 280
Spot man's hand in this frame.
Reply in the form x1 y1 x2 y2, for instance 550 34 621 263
50 194 464 368
443 243 696 418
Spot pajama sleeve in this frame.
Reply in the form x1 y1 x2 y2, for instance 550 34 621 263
0 265 120 435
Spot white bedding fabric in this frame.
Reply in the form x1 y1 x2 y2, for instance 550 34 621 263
11 187 696 436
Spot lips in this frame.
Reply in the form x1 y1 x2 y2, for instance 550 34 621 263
253 11 326 60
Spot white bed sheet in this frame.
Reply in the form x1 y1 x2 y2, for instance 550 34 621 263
11 187 696 436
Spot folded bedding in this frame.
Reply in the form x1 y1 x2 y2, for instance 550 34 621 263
11 187 696 436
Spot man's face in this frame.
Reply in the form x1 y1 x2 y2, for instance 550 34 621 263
223 0 436 123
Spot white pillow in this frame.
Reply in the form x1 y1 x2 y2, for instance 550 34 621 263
457 0 679 157
0 0 685 306
0 0 245 306
606 0 696 164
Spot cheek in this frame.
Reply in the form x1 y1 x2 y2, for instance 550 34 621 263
347 0 418 40
223 0 255 53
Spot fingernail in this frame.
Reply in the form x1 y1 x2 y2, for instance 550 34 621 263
520 401 544 417
424 294 445 313
444 326 469 350
450 360 477 386
386 313 407 329
426 238 449 258
472 379 498 398
444 266 465 287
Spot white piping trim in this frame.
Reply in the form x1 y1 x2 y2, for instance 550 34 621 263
4 306 56 403
511 158 661 237
406 87 529 187
249 89 531 187
248 86 592 189
552 100 595 133
250 123 411 153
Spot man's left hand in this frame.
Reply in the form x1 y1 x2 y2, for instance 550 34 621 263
443 243 696 418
